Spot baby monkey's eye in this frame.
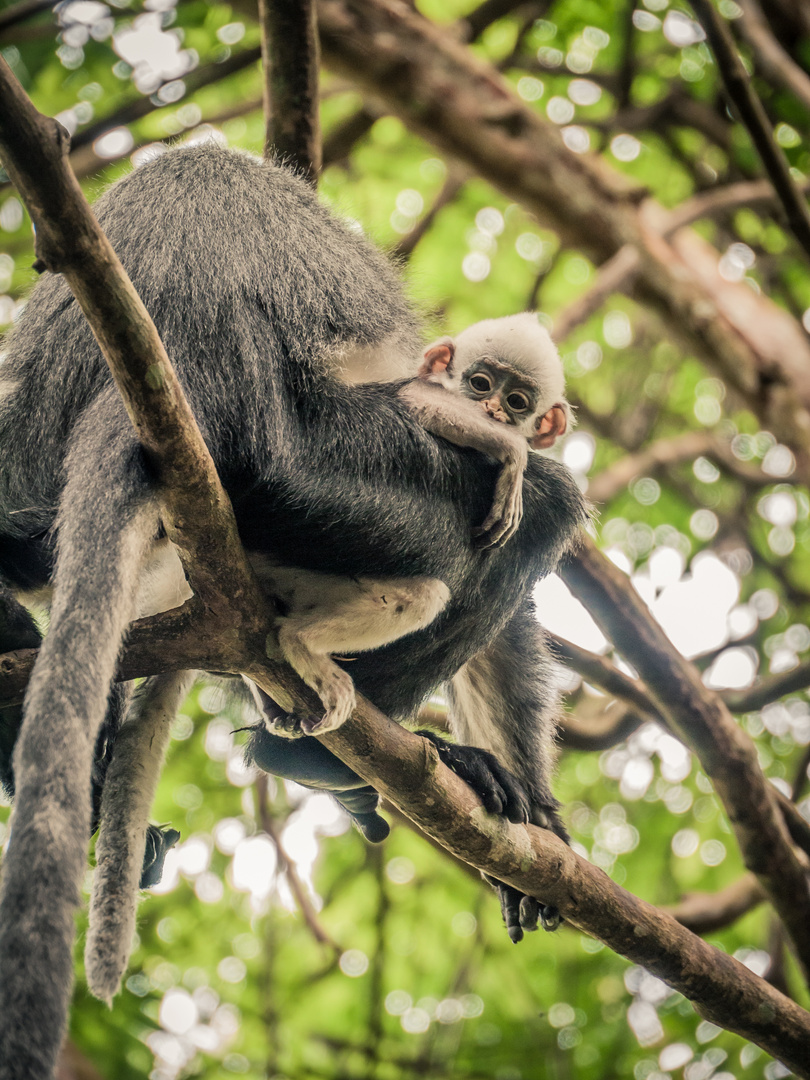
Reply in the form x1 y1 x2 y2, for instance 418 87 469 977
506 391 530 412
469 373 493 393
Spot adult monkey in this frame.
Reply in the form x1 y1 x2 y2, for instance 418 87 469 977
0 146 585 1080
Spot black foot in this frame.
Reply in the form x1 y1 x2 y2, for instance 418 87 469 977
489 879 562 943
140 824 181 889
417 730 531 825
246 725 390 842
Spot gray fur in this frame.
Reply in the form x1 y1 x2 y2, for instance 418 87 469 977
86 671 195 1004
448 597 566 835
0 145 586 1077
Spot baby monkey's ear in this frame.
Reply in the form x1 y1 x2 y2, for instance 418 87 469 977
531 403 569 449
418 336 455 379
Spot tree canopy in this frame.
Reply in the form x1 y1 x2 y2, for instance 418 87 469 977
1 1 810 1078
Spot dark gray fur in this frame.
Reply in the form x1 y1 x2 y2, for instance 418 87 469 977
0 145 586 1078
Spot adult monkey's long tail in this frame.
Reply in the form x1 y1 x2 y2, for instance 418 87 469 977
86 670 196 1004
0 408 160 1080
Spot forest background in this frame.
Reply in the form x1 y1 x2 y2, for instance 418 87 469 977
2 0 810 1078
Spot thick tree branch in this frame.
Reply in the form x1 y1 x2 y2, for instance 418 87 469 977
560 536 810 986
0 59 268 644
318 703 810 1075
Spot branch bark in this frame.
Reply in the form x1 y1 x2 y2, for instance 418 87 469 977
318 701 810 1076
0 58 269 645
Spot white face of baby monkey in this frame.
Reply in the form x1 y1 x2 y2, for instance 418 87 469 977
426 313 571 450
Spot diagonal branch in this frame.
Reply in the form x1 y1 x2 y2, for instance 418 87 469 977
0 59 268 640
690 0 810 261
560 535 810 987
736 0 810 115
319 701 810 1076
667 874 767 934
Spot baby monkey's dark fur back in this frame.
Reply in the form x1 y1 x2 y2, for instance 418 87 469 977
0 146 585 1080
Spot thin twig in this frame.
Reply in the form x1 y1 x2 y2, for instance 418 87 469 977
391 167 469 262
322 106 380 165
690 0 810 262
552 245 640 343
558 704 646 752
736 0 810 115
70 49 262 154
255 779 340 952
725 661 810 713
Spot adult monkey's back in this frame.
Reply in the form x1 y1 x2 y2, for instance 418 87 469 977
0 146 585 1079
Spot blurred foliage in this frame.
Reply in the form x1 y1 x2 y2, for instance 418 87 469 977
2 0 810 1077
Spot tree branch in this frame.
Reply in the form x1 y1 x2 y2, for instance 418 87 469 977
690 0 810 262
552 245 641 343
558 703 646 752
736 0 810 114
318 702 810 1076
587 431 717 505
560 535 810 986
725 661 810 712
391 166 469 262
255 778 340 952
70 49 263 154
667 874 767 934
0 58 269 645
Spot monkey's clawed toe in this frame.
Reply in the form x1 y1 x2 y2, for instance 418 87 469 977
540 904 561 932
491 883 562 943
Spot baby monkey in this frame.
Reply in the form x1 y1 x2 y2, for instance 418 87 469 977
251 315 567 736
399 313 571 547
